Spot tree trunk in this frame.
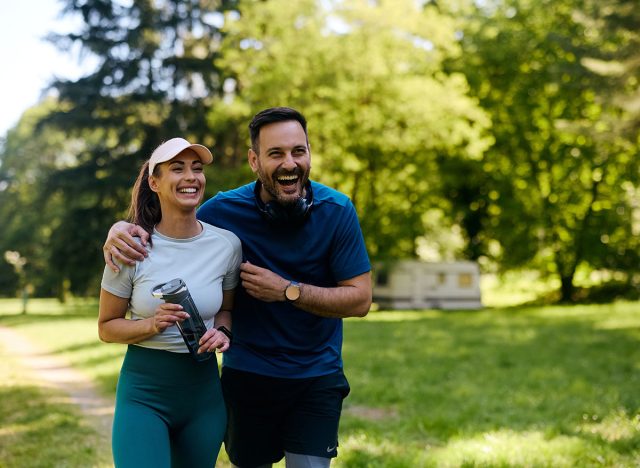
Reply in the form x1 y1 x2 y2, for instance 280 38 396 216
559 274 575 302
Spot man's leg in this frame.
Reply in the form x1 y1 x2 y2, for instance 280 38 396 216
282 371 351 463
285 452 331 468
221 367 288 467
231 464 272 468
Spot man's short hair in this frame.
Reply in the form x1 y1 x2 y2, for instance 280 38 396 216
249 107 308 153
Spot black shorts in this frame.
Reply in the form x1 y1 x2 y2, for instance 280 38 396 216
221 367 351 467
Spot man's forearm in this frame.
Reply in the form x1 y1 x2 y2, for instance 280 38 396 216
293 273 372 318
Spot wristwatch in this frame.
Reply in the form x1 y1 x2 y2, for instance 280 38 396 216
284 281 301 302
216 325 233 343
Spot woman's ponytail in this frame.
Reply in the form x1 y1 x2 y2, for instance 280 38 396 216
128 161 161 246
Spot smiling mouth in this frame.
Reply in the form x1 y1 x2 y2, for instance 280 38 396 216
276 174 298 187
178 187 198 194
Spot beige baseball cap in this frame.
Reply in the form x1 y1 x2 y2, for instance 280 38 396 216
148 138 213 175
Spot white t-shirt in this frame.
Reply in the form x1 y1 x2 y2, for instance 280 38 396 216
101 222 242 353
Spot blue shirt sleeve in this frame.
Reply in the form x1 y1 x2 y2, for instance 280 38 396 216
330 200 371 282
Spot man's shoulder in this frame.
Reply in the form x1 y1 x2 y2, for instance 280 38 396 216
311 181 351 207
212 182 255 203
199 182 254 213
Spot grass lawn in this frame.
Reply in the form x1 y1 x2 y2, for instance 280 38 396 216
0 310 111 467
1 298 639 467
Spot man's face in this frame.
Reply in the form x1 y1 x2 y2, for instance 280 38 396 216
248 120 311 206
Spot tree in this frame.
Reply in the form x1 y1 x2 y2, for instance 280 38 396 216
27 0 241 295
0 101 74 297
212 0 491 259
450 0 640 300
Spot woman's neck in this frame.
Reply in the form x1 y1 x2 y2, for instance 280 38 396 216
155 211 202 239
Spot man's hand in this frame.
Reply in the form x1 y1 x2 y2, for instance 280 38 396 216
240 262 289 302
103 221 150 273
240 262 372 318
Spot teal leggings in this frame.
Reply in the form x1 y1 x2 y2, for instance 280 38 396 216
112 345 225 468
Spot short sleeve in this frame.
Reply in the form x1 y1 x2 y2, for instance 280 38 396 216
330 201 371 281
101 262 135 298
222 234 243 290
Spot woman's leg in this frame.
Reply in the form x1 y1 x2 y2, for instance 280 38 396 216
112 376 171 468
164 353 226 468
170 399 226 468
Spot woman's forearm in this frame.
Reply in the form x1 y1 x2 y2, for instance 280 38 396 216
98 316 157 344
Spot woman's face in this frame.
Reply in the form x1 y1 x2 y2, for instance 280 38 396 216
149 149 206 213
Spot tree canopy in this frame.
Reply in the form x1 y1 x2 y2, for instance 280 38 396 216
1 0 639 302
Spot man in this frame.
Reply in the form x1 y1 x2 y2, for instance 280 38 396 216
103 107 372 468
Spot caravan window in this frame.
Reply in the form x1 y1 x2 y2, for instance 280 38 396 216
458 273 472 288
376 269 389 286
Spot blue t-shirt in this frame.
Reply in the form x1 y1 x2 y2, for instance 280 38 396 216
197 180 371 378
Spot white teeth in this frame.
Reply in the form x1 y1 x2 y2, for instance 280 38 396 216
277 175 297 181
178 188 197 193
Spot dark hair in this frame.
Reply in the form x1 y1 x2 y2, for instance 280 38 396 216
249 107 308 153
127 161 161 246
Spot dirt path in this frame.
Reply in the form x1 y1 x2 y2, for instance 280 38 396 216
0 325 113 453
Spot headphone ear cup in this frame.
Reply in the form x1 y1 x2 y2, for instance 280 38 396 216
264 201 287 222
293 197 310 220
253 180 313 225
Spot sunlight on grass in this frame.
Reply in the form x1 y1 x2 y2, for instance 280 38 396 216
427 430 600 467
338 432 418 467
578 409 640 443
357 310 442 322
4 316 125 395
0 327 111 467
0 297 99 315
481 271 559 307
2 298 640 466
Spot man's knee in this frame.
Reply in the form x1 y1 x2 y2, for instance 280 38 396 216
285 452 331 468
231 464 273 468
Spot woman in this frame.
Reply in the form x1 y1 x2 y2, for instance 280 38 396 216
99 138 241 468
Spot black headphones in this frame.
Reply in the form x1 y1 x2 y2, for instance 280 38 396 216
254 180 314 225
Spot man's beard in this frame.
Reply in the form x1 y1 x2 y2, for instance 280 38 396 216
259 167 310 207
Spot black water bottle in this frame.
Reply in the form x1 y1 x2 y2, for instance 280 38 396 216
151 278 212 362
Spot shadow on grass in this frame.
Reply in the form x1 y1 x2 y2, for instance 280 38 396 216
0 384 107 467
3 301 639 466
340 306 640 466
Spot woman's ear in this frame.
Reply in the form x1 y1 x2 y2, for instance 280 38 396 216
148 175 160 193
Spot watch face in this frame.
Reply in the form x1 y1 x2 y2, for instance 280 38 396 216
286 283 301 301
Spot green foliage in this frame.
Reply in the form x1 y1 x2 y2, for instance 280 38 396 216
213 0 491 259
578 0 640 132
0 101 77 296
2 0 640 300
0 0 243 296
448 0 640 300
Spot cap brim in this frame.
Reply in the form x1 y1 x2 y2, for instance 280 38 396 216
187 144 213 165
149 138 214 175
